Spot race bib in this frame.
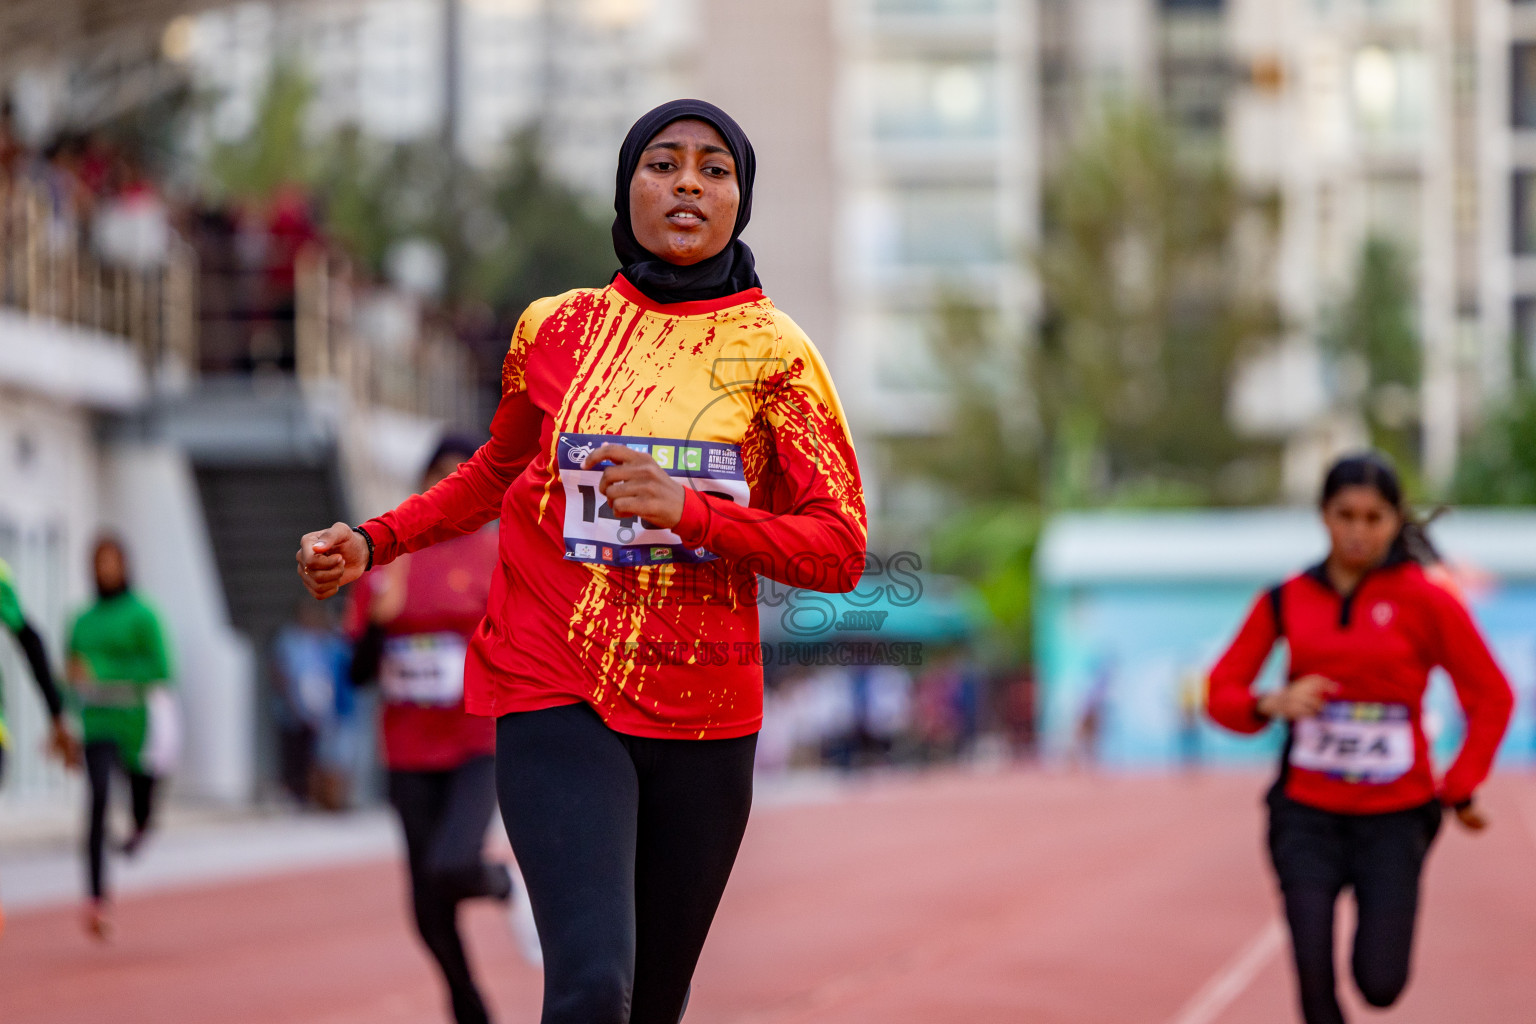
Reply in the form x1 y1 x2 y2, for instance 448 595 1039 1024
556 432 750 567
379 633 467 707
1290 701 1414 784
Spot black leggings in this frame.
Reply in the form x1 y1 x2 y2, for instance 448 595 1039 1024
84 740 158 900
496 703 757 1024
1268 792 1443 1024
388 755 512 1024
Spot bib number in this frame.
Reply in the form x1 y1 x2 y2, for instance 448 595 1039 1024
379 633 467 707
1290 701 1414 784
557 432 750 566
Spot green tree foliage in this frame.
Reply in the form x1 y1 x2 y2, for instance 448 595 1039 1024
1451 386 1536 504
470 129 615 318
205 62 316 204
202 63 610 317
880 294 1041 506
1033 105 1281 504
1324 235 1420 466
308 127 406 274
885 105 1284 666
928 503 1038 666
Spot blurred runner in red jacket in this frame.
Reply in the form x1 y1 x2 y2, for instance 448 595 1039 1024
349 436 536 1024
1208 453 1513 1024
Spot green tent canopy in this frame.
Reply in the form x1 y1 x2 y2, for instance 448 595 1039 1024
756 573 983 645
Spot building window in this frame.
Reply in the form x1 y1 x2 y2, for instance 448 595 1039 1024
1514 171 1536 254
865 312 946 391
1352 46 1427 147
871 60 1000 141
892 186 1001 266
1516 297 1536 379
1365 177 1421 253
1514 44 1536 129
872 0 997 14
1160 2 1229 140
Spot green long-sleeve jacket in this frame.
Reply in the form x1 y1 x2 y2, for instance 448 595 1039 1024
68 591 172 770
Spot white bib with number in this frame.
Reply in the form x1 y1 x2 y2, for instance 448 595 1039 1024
556 432 751 567
379 632 468 707
1289 701 1414 783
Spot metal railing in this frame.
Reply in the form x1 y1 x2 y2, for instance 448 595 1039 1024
2 171 477 425
294 243 479 426
0 171 197 372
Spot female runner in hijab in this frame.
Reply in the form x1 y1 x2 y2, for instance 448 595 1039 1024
298 99 867 1024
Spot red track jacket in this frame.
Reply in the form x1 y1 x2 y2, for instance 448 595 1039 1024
1208 560 1513 814
360 279 867 739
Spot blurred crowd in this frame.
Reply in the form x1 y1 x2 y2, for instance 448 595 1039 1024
0 104 174 272
264 616 1040 808
757 653 1037 774
270 599 364 811
0 100 333 376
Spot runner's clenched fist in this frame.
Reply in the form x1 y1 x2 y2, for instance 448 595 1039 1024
582 444 687 529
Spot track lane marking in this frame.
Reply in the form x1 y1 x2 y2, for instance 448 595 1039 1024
1164 919 1285 1024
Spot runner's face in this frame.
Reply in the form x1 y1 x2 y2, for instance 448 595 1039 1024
1322 485 1401 572
628 120 740 267
94 546 125 593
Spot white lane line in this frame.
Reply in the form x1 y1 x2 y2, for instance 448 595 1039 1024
1164 919 1286 1024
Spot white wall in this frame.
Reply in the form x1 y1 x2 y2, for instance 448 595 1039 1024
100 444 257 806
1 316 255 808
0 387 100 809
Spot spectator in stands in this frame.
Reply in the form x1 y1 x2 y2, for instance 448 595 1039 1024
0 101 23 179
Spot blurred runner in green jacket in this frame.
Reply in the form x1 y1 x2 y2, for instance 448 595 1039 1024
66 536 173 940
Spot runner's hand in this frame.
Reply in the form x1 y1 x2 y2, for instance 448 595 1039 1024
66 654 93 687
49 717 82 769
1453 800 1489 833
297 522 369 600
1257 675 1337 721
583 444 686 530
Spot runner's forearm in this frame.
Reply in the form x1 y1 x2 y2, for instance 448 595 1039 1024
1435 589 1515 805
1207 596 1278 734
364 391 542 565
15 621 64 718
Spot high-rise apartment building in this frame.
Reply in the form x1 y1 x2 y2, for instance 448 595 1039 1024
1040 0 1506 496
1486 0 1536 426
831 0 1039 449
1224 0 1488 493
179 0 1531 509
184 0 695 194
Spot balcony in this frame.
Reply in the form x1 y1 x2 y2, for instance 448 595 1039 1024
1 170 476 427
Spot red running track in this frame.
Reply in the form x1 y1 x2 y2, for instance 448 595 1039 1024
3 770 1533 1024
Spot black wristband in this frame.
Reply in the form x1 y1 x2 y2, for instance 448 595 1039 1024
351 525 376 571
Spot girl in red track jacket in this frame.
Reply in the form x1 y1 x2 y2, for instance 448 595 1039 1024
1208 453 1512 1024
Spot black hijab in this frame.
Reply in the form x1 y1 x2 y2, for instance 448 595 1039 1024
612 99 761 305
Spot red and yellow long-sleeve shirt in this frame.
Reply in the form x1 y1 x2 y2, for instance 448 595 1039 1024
1207 561 1513 813
361 275 868 739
